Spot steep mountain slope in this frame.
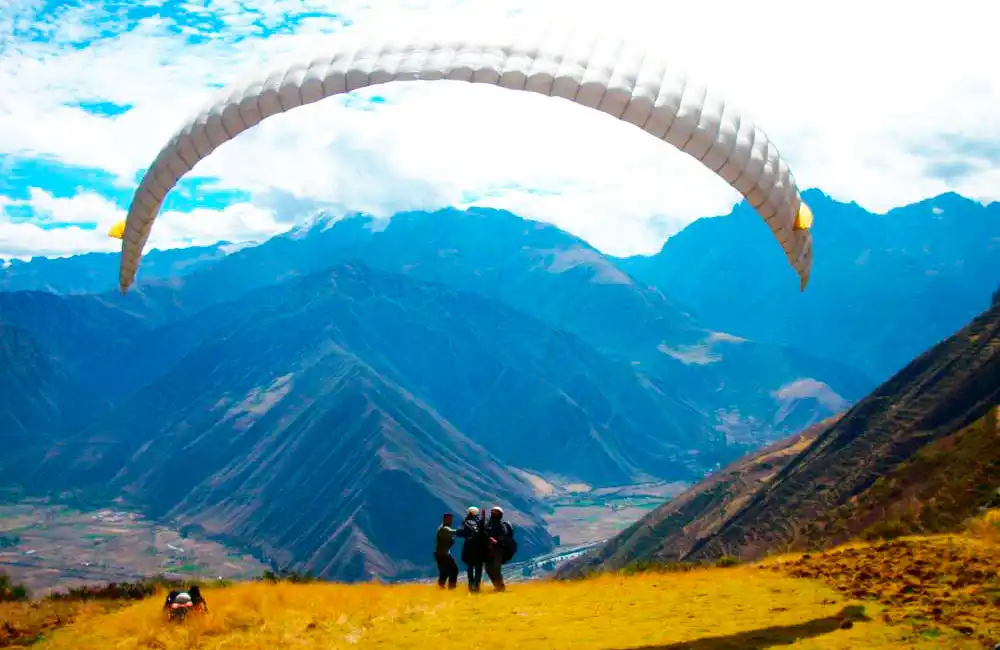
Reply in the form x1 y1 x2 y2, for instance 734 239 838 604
796 405 1000 546
0 243 238 294
0 291 157 432
0 291 145 378
558 299 1000 576
622 190 1000 381
555 417 840 577
35 337 554 581
43 263 717 485
0 326 84 447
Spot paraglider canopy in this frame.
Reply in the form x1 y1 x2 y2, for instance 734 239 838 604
115 20 814 293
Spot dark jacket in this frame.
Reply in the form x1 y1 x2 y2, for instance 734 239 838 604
455 515 486 564
435 524 456 556
484 516 509 558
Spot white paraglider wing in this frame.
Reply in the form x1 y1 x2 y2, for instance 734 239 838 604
118 23 813 293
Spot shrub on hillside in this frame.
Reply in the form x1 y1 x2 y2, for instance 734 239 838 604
259 568 320 584
620 560 701 576
616 554 741 577
46 575 232 602
0 572 29 602
47 577 179 602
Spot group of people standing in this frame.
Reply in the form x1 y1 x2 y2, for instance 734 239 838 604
434 506 516 592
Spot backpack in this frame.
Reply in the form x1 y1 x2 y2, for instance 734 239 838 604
500 521 517 564
164 590 181 608
188 585 207 610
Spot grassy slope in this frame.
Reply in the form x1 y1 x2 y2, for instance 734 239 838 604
15 530 1000 650
0 600 121 647
796 406 1000 546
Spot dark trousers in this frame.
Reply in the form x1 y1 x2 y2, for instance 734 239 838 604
465 560 483 591
485 553 505 591
435 553 458 589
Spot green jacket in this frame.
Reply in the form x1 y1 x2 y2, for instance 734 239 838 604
435 524 456 555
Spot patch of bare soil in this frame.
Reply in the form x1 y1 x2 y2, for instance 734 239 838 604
771 538 1000 647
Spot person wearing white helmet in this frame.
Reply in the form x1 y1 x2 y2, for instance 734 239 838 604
483 506 513 592
454 506 487 592
163 584 208 621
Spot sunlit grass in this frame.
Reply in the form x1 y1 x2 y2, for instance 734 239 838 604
28 560 981 650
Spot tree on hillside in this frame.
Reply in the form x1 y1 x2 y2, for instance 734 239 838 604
993 285 1000 306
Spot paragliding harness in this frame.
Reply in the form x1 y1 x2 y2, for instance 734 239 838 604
163 585 209 622
499 521 517 564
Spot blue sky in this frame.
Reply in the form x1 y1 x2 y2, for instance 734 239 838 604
1 0 999 260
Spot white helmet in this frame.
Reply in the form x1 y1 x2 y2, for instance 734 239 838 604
467 506 480 517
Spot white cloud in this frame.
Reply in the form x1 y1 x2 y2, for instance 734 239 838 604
0 221 118 259
1 0 999 259
150 203 289 246
0 190 285 258
11 188 124 225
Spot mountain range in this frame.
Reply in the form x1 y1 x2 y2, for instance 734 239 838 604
621 189 1000 380
0 243 240 295
1 190 997 581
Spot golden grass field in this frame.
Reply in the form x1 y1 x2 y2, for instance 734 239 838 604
4 510 998 650
6 563 978 649
16 569 976 650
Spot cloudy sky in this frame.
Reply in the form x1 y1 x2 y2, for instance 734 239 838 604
1 0 998 260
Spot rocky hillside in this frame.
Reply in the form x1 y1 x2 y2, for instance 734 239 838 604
559 299 1000 577
554 417 839 575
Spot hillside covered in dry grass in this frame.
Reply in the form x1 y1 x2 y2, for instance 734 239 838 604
3 514 998 650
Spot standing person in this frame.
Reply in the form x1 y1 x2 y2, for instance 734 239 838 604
455 506 486 592
483 506 511 592
434 513 459 589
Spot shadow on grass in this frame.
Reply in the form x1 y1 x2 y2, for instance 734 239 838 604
607 605 870 650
